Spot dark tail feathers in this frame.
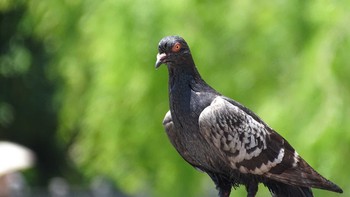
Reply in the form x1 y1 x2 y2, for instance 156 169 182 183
265 181 313 197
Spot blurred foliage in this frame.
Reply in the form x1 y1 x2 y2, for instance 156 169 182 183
1 0 349 196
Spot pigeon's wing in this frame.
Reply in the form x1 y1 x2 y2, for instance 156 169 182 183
198 96 288 174
198 96 342 193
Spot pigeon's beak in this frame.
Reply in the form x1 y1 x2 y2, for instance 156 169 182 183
155 53 167 69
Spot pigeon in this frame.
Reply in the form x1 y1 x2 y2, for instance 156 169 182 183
155 35 343 197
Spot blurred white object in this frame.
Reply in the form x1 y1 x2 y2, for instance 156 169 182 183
0 141 35 176
0 141 34 196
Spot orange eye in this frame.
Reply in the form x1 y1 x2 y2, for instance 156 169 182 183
171 42 181 52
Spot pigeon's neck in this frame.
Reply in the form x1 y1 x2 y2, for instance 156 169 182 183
167 64 203 126
168 64 205 91
167 61 218 110
169 61 219 94
166 55 197 81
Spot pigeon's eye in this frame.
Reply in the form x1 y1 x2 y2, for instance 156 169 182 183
172 42 181 53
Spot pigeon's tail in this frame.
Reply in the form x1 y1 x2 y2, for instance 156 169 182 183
265 181 313 197
265 158 343 193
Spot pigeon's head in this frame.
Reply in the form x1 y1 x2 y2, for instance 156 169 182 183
155 36 191 68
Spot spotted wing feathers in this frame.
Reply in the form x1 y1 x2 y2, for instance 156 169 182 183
199 96 283 174
198 96 343 193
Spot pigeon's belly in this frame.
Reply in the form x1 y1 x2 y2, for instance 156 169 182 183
171 117 226 171
170 94 229 172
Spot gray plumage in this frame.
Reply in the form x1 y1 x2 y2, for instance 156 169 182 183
155 35 343 197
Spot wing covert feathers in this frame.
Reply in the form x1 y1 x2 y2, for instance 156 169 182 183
199 96 343 193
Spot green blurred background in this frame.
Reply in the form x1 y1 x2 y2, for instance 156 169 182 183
1 0 349 196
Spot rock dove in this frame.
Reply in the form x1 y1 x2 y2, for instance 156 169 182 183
155 35 343 197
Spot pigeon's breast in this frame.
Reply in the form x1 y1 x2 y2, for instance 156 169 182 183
169 89 225 171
